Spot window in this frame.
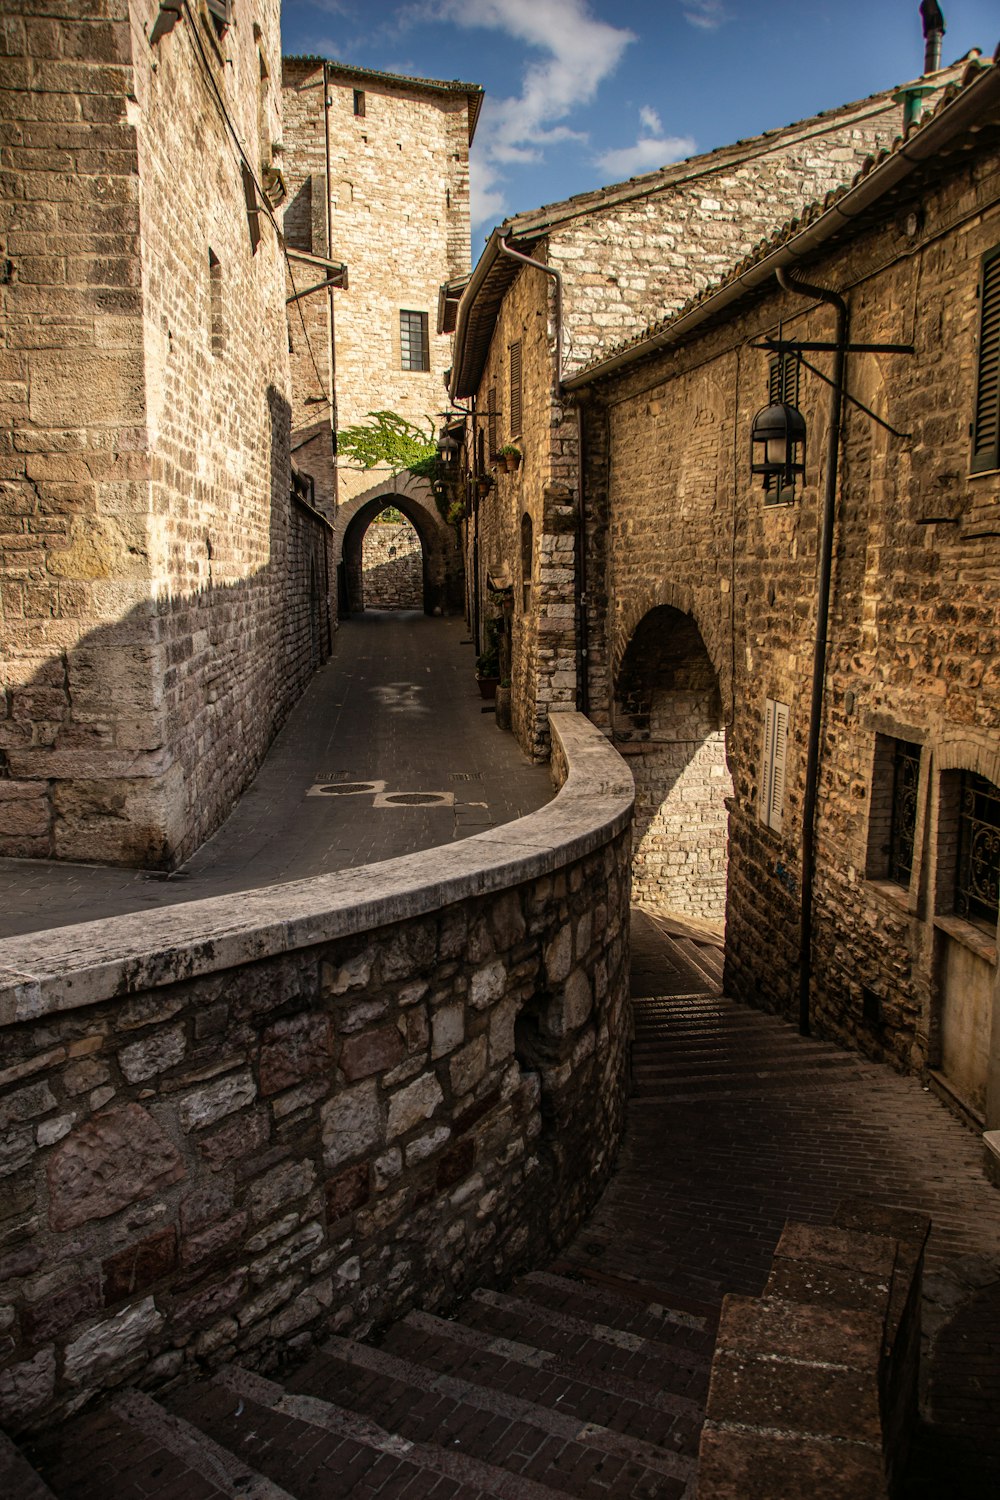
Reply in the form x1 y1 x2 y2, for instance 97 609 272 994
353 89 366 117
206 0 232 36
400 310 429 372
955 772 1000 929
208 249 224 356
509 340 522 438
241 162 261 254
867 735 921 886
764 352 800 504
520 512 533 614
971 246 1000 474
759 697 789 832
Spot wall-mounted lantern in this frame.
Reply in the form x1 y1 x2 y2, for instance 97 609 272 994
750 401 806 494
437 432 460 465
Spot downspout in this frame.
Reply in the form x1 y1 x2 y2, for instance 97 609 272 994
775 267 848 1039
575 403 590 714
322 61 339 509
498 238 562 390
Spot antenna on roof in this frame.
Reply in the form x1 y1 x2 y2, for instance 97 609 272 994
920 1 945 75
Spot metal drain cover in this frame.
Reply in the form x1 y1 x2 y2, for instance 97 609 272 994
373 790 455 808
306 779 385 798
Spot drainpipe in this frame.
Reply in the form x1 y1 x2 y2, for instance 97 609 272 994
575 403 590 715
775 267 848 1039
322 62 339 509
498 238 563 390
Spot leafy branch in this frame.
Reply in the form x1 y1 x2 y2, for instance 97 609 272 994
337 410 438 479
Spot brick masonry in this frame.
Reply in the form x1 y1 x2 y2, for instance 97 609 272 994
573 106 1000 1124
0 2 333 868
0 713 633 1433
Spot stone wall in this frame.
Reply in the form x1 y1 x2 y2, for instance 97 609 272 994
281 60 474 517
0 714 633 1434
575 126 1000 1121
360 520 422 610
1 2 331 869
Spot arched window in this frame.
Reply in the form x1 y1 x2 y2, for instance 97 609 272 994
520 512 533 614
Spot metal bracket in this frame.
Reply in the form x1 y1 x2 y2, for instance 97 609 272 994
753 337 914 440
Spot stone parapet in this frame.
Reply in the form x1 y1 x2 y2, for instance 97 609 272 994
0 714 633 1434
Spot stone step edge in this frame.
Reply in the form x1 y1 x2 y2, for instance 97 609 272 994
0 1429 58 1500
522 1268 709 1333
402 1308 705 1423
322 1334 695 1484
546 1259 723 1325
670 938 725 989
471 1286 712 1373
112 1390 293 1500
215 1364 566 1500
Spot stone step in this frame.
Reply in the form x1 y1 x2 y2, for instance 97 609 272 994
543 1260 723 1330
172 1363 560 1500
287 1334 694 1499
632 1047 854 1078
629 1065 862 1101
517 1268 714 1347
667 938 724 991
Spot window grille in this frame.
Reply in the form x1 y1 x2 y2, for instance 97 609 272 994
972 246 1000 474
887 740 921 886
759 697 789 832
400 310 429 372
956 771 1000 928
509 340 522 438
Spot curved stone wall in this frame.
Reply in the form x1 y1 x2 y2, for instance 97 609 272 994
0 715 633 1433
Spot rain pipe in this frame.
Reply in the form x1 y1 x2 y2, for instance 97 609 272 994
498 238 563 390
322 61 339 505
775 266 848 1039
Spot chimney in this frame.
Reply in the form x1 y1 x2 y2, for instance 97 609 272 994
920 1 945 75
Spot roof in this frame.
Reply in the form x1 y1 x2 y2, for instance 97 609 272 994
448 53 978 400
282 56 484 145
564 45 1000 391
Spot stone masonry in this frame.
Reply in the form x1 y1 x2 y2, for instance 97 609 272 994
0 2 332 868
0 713 633 1434
569 59 1000 1129
360 517 422 610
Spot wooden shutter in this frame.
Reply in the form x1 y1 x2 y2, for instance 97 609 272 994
509 340 522 437
488 386 498 460
760 697 789 833
768 353 799 406
972 248 1000 474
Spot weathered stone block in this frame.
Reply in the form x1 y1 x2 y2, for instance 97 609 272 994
178 1070 256 1131
340 1023 405 1082
63 1296 163 1385
23 1275 101 1343
118 1024 186 1084
321 1081 383 1169
244 1160 316 1225
470 960 506 1010
102 1226 177 1304
46 1104 185 1231
325 1162 370 1223
259 1011 334 1096
387 1074 443 1139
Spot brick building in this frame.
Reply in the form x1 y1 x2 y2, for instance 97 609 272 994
447 57 971 761
280 59 480 615
563 50 1000 1138
0 1 333 868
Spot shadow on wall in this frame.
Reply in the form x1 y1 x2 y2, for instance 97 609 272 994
0 388 333 870
614 605 733 926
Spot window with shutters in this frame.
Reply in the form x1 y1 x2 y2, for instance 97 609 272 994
400 310 429 372
764 353 800 504
971 246 1000 474
509 340 522 438
206 0 232 36
759 697 789 833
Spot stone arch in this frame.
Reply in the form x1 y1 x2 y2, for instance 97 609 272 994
613 603 733 929
613 580 731 722
336 471 460 616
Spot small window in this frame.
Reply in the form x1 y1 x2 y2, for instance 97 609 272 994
208 249 224 356
353 89 366 118
971 246 1000 474
509 340 522 438
867 735 921 885
520 512 533 614
760 697 789 833
241 162 261 254
206 0 232 36
955 771 1000 930
400 310 429 372
764 352 800 505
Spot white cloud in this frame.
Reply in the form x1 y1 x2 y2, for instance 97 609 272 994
594 106 695 181
424 0 635 233
682 1 731 30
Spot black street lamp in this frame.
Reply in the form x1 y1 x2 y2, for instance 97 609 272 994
750 400 806 494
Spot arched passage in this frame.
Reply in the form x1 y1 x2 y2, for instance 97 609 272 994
614 605 732 928
336 472 461 617
359 510 423 610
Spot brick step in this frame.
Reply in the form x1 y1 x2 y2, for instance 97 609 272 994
554 1238 729 1313
516 1269 716 1350
544 1260 723 1329
171 1363 556 1500
285 1335 694 1499
630 1064 862 1101
0 1429 59 1500
381 1308 703 1457
27 1390 278 1500
632 1046 853 1077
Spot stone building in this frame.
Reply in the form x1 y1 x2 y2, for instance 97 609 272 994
446 56 972 761
0 1 333 868
562 50 1000 1139
280 58 480 615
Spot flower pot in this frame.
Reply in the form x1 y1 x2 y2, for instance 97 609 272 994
477 675 499 700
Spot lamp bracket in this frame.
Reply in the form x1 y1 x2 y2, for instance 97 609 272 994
753 339 912 441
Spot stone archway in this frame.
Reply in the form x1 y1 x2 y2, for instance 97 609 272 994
335 471 461 617
360 512 423 610
614 605 732 929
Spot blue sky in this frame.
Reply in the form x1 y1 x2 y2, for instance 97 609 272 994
281 2 998 243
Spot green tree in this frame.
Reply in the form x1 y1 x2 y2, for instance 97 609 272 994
337 411 437 479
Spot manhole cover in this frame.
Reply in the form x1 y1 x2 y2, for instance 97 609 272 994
384 793 445 806
320 783 373 795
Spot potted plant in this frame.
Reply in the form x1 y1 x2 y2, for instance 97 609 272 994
498 443 522 473
476 616 501 699
476 471 495 497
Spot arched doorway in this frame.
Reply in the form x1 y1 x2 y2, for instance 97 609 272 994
359 509 423 610
614 606 732 929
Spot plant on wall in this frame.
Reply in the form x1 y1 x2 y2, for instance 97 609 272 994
337 410 438 480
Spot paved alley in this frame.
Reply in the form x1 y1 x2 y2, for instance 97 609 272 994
0 614 552 938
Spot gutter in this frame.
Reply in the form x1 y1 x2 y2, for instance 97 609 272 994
564 54 1000 393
